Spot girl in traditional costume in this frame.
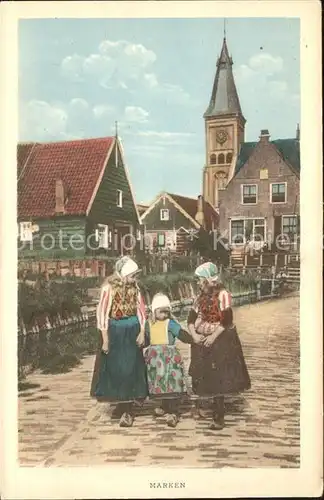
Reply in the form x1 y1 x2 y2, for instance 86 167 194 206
143 293 193 428
90 256 148 427
187 262 251 430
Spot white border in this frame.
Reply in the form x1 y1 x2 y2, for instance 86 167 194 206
0 2 323 499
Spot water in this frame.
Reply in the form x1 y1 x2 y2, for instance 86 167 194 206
18 292 260 381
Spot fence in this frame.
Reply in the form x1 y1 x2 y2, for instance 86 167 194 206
230 251 300 269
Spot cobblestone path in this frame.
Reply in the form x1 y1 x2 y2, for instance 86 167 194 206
18 295 300 468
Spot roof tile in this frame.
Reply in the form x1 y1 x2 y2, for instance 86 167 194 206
17 137 114 218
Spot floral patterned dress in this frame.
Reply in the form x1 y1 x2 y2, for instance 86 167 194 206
143 319 191 398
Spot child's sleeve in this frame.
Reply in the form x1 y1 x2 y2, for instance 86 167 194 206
168 319 193 344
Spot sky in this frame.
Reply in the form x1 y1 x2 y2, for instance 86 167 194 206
19 18 300 204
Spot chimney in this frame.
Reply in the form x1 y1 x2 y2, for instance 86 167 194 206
55 179 65 214
259 129 270 142
195 195 205 227
296 123 300 141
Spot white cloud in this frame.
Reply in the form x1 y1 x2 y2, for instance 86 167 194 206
61 39 193 107
61 54 84 81
234 52 298 105
61 39 157 89
136 130 193 140
93 104 115 119
143 73 159 88
124 106 149 123
20 98 108 142
249 53 284 75
20 100 68 140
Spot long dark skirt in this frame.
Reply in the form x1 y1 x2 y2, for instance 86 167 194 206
189 325 251 396
90 316 148 402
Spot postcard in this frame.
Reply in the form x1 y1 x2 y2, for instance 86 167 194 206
0 1 322 498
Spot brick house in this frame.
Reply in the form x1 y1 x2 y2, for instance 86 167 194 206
218 128 300 251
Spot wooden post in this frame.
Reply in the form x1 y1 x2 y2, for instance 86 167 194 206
244 253 248 267
284 254 288 266
260 253 263 267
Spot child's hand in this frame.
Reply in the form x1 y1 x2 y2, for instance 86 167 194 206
192 333 204 344
136 330 145 347
203 332 217 347
102 338 109 354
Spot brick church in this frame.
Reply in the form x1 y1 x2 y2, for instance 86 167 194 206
195 36 300 252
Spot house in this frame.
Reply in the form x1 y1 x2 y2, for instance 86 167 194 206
137 203 149 217
17 135 142 261
140 192 219 255
218 128 300 252
201 35 300 256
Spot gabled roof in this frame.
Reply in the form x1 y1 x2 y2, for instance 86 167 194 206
141 191 219 232
204 37 244 119
234 138 300 177
17 137 114 218
137 203 149 216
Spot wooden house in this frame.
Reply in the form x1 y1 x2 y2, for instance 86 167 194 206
17 136 141 262
140 192 219 255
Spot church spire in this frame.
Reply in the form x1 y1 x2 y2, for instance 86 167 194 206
204 32 244 120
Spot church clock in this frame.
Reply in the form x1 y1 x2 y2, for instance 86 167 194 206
216 129 228 145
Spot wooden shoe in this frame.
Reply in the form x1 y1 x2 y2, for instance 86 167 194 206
119 412 134 427
166 413 179 428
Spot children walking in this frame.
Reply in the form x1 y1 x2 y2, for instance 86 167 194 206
143 293 192 427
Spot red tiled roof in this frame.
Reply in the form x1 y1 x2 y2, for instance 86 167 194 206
17 137 114 218
167 193 218 231
17 143 38 177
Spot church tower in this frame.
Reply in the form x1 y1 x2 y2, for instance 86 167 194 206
203 33 246 207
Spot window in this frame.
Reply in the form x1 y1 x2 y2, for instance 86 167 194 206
157 233 166 246
282 216 298 236
95 224 109 248
230 220 244 244
136 229 141 241
210 154 216 165
260 168 268 179
117 190 123 207
160 209 170 221
218 153 225 165
271 183 286 203
253 219 265 240
242 184 257 204
231 218 265 244
19 222 33 242
226 152 233 164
